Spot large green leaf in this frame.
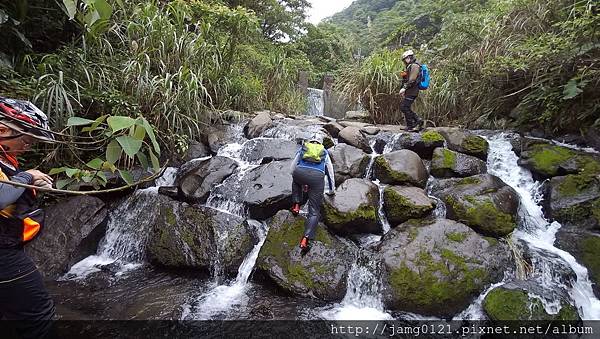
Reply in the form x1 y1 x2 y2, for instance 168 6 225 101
106 140 122 164
67 117 95 127
149 150 160 172
93 0 113 20
49 167 67 175
116 135 143 158
137 152 149 171
563 79 583 100
62 0 77 20
65 168 79 178
86 158 104 170
56 178 75 190
118 169 134 185
107 116 136 133
140 118 160 155
133 124 146 141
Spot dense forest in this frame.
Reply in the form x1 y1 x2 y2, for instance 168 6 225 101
0 0 598 187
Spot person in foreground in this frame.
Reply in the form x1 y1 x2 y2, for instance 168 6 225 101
290 134 335 251
399 49 425 132
0 97 57 339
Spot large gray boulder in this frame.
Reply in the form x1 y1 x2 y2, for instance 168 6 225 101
338 126 372 153
185 140 212 160
176 156 237 203
430 147 487 178
323 121 345 138
146 202 255 276
386 130 446 159
343 110 371 122
323 178 381 235
328 143 370 186
256 210 355 301
383 186 435 226
26 196 108 278
240 138 298 164
434 127 489 160
241 159 293 220
379 218 511 317
544 174 600 230
373 150 428 188
244 111 273 139
431 174 520 237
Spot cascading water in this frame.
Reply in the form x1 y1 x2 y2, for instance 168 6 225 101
181 220 268 320
307 88 324 116
63 167 179 280
485 133 600 319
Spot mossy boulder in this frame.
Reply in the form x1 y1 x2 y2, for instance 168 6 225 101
483 282 579 321
328 143 371 187
379 218 511 317
385 130 446 159
176 156 238 203
545 174 600 230
556 230 600 297
146 201 255 276
256 210 355 301
434 127 489 160
338 126 372 153
518 143 600 180
383 186 435 225
323 178 381 235
373 150 428 188
431 174 520 237
430 147 487 178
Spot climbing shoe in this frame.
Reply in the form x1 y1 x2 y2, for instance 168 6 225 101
291 203 300 216
299 236 310 250
410 120 425 132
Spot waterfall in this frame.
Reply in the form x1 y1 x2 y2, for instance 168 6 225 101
307 88 324 116
181 220 268 320
62 167 179 280
484 133 600 319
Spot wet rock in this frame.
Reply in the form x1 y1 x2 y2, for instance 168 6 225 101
434 127 489 160
344 110 371 122
386 130 446 159
323 178 381 235
483 282 579 321
176 156 237 203
430 148 487 178
244 111 273 139
146 202 255 276
157 186 178 198
339 121 373 129
373 150 428 188
431 174 520 237
241 159 294 220
383 186 435 225
584 127 600 152
328 143 371 187
323 121 344 138
240 138 298 164
256 210 355 301
185 140 211 160
26 196 108 278
379 218 511 318
545 174 600 230
518 142 600 180
556 229 600 297
338 126 372 153
361 126 380 135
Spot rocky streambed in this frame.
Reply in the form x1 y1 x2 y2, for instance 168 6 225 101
30 111 600 321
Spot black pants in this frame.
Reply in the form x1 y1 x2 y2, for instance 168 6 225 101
292 167 325 239
400 95 422 128
0 269 56 339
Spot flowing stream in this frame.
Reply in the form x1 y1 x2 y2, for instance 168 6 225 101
307 88 324 116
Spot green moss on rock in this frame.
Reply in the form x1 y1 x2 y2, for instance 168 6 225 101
558 174 596 197
388 249 487 313
457 176 482 186
446 232 468 243
484 288 579 321
374 156 414 185
581 236 600 287
323 202 377 228
445 196 516 237
421 130 445 143
462 135 488 156
383 187 433 224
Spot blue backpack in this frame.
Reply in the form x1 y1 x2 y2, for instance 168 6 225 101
417 63 431 90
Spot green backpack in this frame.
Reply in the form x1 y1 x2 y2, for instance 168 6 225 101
302 142 325 163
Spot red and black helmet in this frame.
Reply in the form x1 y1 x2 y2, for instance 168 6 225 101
0 97 54 142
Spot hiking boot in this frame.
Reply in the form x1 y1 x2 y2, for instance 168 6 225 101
291 203 300 216
410 120 424 132
299 236 310 250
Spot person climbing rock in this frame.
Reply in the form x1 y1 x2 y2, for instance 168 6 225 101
0 97 57 339
399 50 424 132
290 134 335 251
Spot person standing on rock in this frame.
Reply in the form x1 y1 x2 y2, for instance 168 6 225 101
399 49 424 132
0 98 57 339
290 134 335 251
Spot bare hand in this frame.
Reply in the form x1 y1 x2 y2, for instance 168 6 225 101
25 170 53 186
33 179 52 189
